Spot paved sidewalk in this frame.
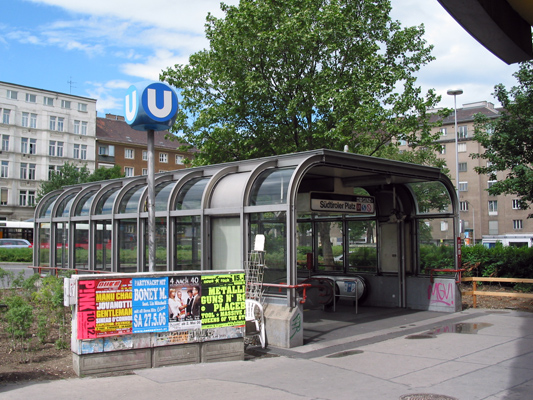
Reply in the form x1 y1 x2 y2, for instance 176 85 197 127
1 308 532 399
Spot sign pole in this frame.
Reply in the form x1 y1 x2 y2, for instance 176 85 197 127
147 129 156 272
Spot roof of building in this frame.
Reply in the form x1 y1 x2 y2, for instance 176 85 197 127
96 115 188 151
429 101 502 125
0 80 96 102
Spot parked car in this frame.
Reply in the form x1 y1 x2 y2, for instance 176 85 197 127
0 239 33 248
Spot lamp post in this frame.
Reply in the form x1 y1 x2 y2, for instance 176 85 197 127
447 89 463 266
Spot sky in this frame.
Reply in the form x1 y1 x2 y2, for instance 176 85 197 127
0 0 523 118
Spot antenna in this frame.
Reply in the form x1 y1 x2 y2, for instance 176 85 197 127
67 77 77 94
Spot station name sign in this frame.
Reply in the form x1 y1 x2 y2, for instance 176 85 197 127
310 192 375 214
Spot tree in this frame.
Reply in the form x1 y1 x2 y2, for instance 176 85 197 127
161 0 444 166
473 60 533 217
36 163 125 203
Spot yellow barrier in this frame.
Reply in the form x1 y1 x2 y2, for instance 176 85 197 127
461 277 533 308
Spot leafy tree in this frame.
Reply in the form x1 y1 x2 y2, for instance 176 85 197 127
162 0 444 166
37 163 125 203
473 60 533 217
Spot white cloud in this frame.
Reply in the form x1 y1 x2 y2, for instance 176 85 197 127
120 49 188 80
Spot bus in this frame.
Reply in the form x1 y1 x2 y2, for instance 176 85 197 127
0 221 34 244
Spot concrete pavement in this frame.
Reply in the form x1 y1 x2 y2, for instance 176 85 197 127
1 306 532 399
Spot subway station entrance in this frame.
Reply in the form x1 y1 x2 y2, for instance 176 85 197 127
35 149 460 348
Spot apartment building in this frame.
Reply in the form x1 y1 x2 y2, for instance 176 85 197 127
96 114 189 177
399 101 532 247
0 82 97 221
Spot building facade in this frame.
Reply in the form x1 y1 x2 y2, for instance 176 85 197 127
399 101 532 247
0 81 97 221
96 114 189 177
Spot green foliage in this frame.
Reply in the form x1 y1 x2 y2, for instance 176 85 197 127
461 244 533 278
3 295 34 360
37 162 125 203
0 267 15 291
472 60 533 217
31 275 67 347
0 248 33 262
162 0 445 166
419 244 454 274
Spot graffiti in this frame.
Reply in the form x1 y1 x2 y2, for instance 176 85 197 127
428 281 455 306
290 312 302 339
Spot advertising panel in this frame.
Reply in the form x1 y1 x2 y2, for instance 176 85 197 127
132 277 169 333
95 278 132 337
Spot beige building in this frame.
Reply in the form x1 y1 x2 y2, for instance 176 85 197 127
399 101 532 247
0 81 97 221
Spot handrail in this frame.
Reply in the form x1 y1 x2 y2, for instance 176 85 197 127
29 266 112 276
262 283 312 304
461 277 533 308
429 268 466 284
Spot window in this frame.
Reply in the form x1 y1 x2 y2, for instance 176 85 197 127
81 121 87 135
74 120 80 134
125 148 134 159
21 138 28 153
458 125 468 138
488 180 497 190
439 127 447 136
513 220 523 230
2 109 11 124
80 145 87 160
30 113 37 128
57 117 64 132
159 153 168 163
142 150 148 161
61 100 71 109
488 200 498 215
20 163 27 179
175 155 184 164
488 220 498 235
0 187 7 205
43 97 54 106
124 167 134 177
78 103 87 112
458 162 467 172
73 144 80 159
29 139 36 154
22 112 29 127
1 135 9 151
142 168 147 175
398 139 407 146
459 182 468 192
49 116 56 131
98 145 114 156
19 190 35 207
74 144 88 160
49 140 56 156
458 143 467 153
459 201 469 211
0 161 8 178
512 199 521 210
7 90 17 100
26 93 36 103
49 165 59 179
57 141 64 157
440 221 449 231
439 145 446 155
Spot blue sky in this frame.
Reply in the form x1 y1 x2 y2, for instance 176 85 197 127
0 0 521 117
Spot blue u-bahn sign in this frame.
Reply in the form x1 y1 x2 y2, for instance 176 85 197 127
125 82 178 131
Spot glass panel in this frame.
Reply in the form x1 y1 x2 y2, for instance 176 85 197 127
55 222 69 269
118 185 145 214
118 219 137 273
74 192 96 216
39 222 51 268
347 220 377 273
250 212 286 284
95 187 120 215
408 182 452 214
155 181 175 212
176 177 209 210
95 221 112 271
211 217 240 270
74 222 90 270
40 196 58 218
316 221 342 272
249 168 295 206
418 218 455 274
296 221 313 278
56 194 76 218
144 217 167 272
175 216 201 271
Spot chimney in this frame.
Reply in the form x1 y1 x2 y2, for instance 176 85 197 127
105 113 125 121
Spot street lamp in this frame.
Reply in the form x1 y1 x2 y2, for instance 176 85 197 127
447 88 463 203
